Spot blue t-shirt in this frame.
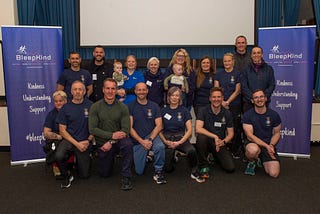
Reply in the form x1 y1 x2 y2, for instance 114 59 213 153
215 69 241 105
56 98 92 141
57 68 93 99
44 108 59 133
197 105 233 139
161 105 191 135
242 108 281 144
122 69 145 104
128 100 161 141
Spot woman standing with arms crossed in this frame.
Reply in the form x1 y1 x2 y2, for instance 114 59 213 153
214 53 242 158
159 87 204 183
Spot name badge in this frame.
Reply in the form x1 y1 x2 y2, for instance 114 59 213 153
146 80 152 87
214 122 222 127
164 113 172 120
92 74 97 80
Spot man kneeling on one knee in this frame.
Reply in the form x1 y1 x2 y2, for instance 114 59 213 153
242 89 281 178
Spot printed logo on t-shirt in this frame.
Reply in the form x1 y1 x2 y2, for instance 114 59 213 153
230 76 235 84
84 108 89 118
81 75 85 83
177 112 182 121
209 77 213 85
266 117 271 127
147 109 153 118
221 116 226 125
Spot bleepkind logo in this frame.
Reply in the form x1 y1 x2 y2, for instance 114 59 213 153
268 44 303 61
16 45 52 61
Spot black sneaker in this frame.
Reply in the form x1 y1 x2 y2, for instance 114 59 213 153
121 176 133 191
153 171 167 185
61 174 74 189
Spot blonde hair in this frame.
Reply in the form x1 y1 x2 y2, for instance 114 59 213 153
53 90 67 99
147 57 160 70
169 48 192 75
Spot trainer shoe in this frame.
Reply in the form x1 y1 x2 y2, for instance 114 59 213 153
200 167 210 179
256 158 263 168
121 176 133 191
61 174 74 188
244 161 256 176
191 172 205 183
153 171 167 185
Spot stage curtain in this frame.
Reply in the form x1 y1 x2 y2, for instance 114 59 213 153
17 0 36 25
257 0 282 27
313 0 320 95
284 0 300 26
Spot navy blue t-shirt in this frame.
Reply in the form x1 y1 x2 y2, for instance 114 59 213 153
57 68 93 98
161 105 191 135
242 108 281 144
128 100 161 140
215 69 241 105
44 108 59 133
197 105 233 139
194 72 214 107
56 98 92 141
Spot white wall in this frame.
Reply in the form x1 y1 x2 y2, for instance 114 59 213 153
0 0 18 146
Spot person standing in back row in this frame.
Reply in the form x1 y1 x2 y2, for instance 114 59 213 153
241 46 275 112
85 45 113 102
57 51 93 99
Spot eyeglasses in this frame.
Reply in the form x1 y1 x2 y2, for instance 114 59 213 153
176 54 185 58
253 95 265 100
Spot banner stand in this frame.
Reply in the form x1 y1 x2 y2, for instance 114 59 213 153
2 26 63 165
259 26 316 158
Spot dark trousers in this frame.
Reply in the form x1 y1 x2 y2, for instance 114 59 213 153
196 134 235 173
55 139 91 178
229 104 243 154
96 137 133 178
165 140 198 173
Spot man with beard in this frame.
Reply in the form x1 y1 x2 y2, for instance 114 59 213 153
242 89 281 178
86 45 113 102
195 87 235 179
57 52 93 99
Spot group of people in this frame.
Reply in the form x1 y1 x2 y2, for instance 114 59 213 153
43 35 282 191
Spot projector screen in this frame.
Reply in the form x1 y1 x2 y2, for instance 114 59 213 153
79 0 255 46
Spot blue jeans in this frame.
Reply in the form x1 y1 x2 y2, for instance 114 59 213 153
133 135 165 175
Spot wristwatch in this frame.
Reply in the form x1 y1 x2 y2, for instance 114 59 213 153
148 137 153 142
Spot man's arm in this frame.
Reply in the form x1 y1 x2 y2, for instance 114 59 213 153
129 116 152 150
148 117 162 141
264 67 276 99
240 70 252 101
243 123 269 148
43 127 62 140
59 124 89 152
195 119 220 142
270 124 281 147
86 84 93 97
